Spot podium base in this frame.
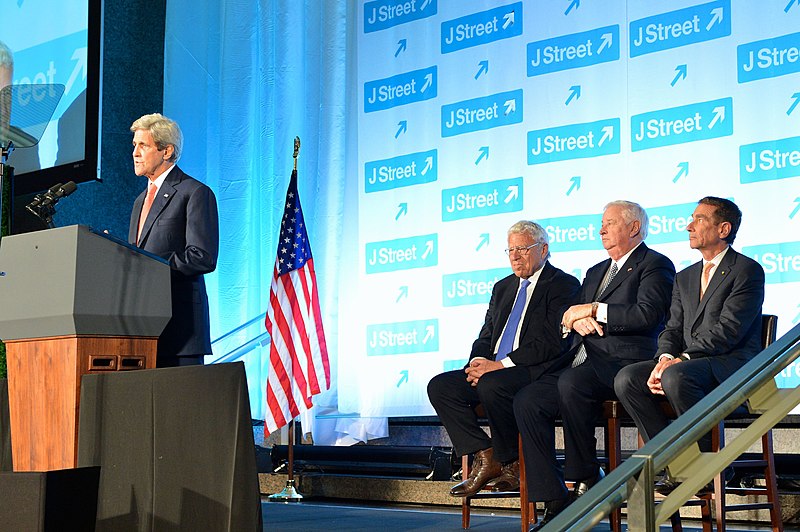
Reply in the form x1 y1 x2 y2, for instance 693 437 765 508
268 479 303 502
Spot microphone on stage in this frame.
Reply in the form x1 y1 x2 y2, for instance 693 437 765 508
26 181 78 227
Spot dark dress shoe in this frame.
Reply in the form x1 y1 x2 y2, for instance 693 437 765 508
529 498 569 531
450 448 502 497
655 476 712 496
572 467 605 499
488 460 520 492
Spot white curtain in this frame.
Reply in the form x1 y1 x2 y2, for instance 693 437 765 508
163 0 388 444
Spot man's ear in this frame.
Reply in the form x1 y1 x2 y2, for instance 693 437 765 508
718 221 731 239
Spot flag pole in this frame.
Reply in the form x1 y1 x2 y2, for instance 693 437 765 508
268 136 304 503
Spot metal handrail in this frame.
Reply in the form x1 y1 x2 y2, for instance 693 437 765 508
211 312 267 345
545 320 800 531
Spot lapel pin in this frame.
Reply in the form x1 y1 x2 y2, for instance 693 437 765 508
627 267 633 272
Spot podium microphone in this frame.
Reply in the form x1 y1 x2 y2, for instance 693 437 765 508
26 181 78 227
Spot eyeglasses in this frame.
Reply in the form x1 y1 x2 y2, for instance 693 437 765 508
504 243 542 256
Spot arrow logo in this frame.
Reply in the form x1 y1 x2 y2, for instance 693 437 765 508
396 286 408 303
786 0 799 13
565 0 580 16
598 33 612 54
505 185 519 203
708 106 725 129
503 10 515 29
423 326 435 343
475 60 489 80
674 162 689 183
65 47 88 96
395 121 407 138
475 146 489 165
565 85 581 106
421 73 433 93
791 197 800 220
397 370 409 387
476 233 490 251
567 176 581 196
598 126 614 147
706 7 723 30
788 92 800 116
671 64 687 87
421 157 433 175
395 39 407 58
422 240 434 259
396 203 408 220
503 99 516 115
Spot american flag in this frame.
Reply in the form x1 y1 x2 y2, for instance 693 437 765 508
265 170 330 434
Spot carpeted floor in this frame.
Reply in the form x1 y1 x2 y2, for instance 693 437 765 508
261 500 797 531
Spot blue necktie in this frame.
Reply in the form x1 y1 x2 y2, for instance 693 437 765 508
496 279 530 360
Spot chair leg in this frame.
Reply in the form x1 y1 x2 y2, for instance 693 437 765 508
461 455 471 529
606 417 622 532
518 436 536 531
669 511 683 532
762 431 783 532
713 423 725 532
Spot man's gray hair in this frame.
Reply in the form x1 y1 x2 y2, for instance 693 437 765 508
130 113 183 162
508 220 551 259
604 200 648 240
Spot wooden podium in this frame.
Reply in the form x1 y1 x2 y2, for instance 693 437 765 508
0 225 171 471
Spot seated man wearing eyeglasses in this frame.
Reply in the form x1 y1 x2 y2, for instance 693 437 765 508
514 201 675 529
427 220 580 497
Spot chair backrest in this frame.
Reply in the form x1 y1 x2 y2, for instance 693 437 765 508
762 314 778 349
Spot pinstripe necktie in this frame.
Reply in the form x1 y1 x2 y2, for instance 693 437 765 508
572 263 619 367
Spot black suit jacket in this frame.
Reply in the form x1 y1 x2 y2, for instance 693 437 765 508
656 248 765 382
470 262 580 380
570 243 676 387
128 165 219 359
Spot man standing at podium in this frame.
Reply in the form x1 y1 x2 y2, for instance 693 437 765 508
128 113 219 367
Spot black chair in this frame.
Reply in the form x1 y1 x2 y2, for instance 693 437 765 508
693 313 782 532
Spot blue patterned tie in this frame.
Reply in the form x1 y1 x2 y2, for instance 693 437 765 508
496 279 531 361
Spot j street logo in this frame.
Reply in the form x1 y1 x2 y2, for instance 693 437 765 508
442 268 508 307
366 234 438 274
366 319 439 356
744 241 800 284
630 0 730 58
528 118 620 165
441 178 522 222
738 31 800 83
631 98 732 152
441 2 522 54
441 89 522 138
365 150 438 193
527 25 619 77
740 136 800 184
364 0 437 34
365 66 437 113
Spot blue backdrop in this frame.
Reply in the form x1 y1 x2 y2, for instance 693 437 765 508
163 0 800 442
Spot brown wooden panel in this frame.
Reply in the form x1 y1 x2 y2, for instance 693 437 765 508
6 335 157 472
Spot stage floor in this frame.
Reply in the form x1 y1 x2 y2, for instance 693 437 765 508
259 499 796 531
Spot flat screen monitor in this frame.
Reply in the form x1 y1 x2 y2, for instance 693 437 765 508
3 0 101 197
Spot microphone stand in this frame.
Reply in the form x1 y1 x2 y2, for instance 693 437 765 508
0 141 13 243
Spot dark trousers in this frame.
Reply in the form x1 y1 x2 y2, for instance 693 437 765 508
514 362 615 501
427 365 532 463
615 358 719 452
